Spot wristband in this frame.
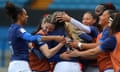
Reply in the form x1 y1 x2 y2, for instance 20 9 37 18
78 42 82 50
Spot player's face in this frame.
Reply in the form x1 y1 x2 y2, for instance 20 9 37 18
95 5 105 16
82 13 96 26
99 10 109 27
20 9 29 25
42 23 55 33
47 23 55 32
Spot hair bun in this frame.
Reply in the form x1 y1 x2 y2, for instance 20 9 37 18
4 2 22 22
5 2 17 16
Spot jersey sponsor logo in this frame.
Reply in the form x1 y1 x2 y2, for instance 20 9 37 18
20 28 26 33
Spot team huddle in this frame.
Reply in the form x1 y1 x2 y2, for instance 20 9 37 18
5 1 120 72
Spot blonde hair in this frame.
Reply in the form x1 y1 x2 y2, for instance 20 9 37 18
41 14 51 25
65 22 84 41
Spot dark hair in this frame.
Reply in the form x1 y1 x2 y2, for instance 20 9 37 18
100 3 116 11
97 3 116 16
5 2 23 22
85 11 102 32
51 11 65 29
110 10 119 19
32 14 52 35
85 11 98 21
108 9 117 15
110 12 120 35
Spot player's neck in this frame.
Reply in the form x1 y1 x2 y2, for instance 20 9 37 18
16 20 24 26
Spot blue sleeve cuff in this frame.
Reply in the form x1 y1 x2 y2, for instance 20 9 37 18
79 33 93 43
37 36 42 42
37 42 46 47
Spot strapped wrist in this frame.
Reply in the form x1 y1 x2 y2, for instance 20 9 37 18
78 42 82 50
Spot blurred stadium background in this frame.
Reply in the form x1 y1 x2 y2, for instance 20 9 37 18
0 0 120 71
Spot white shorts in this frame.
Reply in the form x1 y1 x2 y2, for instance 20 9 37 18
8 60 32 72
104 69 114 72
53 61 82 72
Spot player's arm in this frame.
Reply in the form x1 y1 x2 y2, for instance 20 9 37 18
69 36 116 59
56 13 91 33
69 47 101 59
68 40 101 50
39 40 65 58
17 28 64 42
28 43 45 59
79 42 101 49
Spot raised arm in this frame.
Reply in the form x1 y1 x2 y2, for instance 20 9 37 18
56 13 91 33
70 18 91 33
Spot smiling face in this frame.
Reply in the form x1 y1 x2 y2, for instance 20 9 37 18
99 10 110 27
82 12 96 26
42 22 55 33
18 9 29 25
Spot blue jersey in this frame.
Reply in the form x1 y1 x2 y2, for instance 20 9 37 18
89 26 99 38
8 24 42 61
99 36 116 51
47 27 78 62
79 26 99 43
79 26 99 64
99 27 110 43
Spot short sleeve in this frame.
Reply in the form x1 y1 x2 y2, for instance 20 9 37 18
79 33 93 43
99 36 116 51
99 27 110 43
89 26 99 38
37 42 47 47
